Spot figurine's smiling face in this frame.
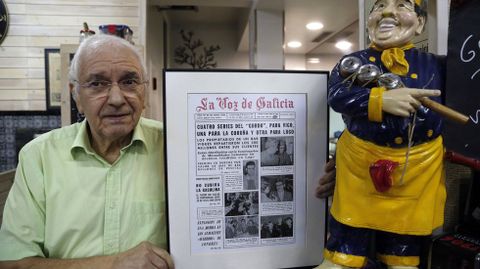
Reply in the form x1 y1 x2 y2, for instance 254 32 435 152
367 0 425 49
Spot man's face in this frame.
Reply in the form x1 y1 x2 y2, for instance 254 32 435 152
73 44 145 142
278 141 286 153
367 0 425 49
262 183 271 193
265 138 278 154
238 202 245 213
276 181 284 191
246 164 255 176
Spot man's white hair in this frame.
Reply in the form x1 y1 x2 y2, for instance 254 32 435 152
68 34 147 100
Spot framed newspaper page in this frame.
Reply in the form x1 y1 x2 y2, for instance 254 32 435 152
164 70 329 269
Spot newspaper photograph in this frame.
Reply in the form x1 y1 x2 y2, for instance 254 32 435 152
188 93 307 253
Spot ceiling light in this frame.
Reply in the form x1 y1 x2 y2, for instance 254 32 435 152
335 40 352 50
287 41 302 48
308 58 320 64
306 22 324 31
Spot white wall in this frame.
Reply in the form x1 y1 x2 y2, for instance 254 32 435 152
0 0 142 111
170 23 249 69
304 53 345 155
428 0 449 55
255 9 284 69
285 54 305 70
306 54 343 71
285 53 345 72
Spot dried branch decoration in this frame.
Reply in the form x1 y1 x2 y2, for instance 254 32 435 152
174 30 221 69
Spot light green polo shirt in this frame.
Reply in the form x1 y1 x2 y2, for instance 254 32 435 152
0 117 166 260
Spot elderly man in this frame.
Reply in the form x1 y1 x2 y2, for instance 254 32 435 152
317 0 446 269
0 35 173 269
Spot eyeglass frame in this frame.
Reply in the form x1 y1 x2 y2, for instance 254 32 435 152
72 78 149 96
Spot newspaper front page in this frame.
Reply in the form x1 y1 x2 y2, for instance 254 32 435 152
188 93 307 253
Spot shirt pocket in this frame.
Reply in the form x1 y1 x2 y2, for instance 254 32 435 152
126 201 167 248
133 200 165 224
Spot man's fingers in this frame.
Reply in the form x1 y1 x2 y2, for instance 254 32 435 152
324 158 336 172
318 171 335 187
151 247 174 269
318 180 335 192
149 252 169 269
321 171 336 184
315 159 337 199
315 180 335 198
323 190 334 198
322 180 335 189
315 188 334 199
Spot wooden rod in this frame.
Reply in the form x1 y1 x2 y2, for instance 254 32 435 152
419 97 470 125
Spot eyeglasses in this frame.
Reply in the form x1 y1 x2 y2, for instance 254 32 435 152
75 78 148 96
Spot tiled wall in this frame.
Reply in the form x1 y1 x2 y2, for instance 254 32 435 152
0 115 60 172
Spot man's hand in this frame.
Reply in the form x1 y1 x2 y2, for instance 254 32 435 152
315 158 336 198
382 88 441 117
112 241 174 269
0 242 174 269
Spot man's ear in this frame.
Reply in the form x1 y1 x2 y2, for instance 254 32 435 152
69 83 83 114
415 15 426 35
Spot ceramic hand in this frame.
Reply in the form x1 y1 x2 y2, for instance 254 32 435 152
382 88 441 117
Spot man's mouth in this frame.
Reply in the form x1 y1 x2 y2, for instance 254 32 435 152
378 18 398 32
103 113 130 120
105 113 128 117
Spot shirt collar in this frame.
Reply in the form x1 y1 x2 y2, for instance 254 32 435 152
70 120 94 156
70 118 148 158
130 118 148 151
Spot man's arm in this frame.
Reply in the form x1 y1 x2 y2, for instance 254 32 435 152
0 255 115 269
0 151 173 268
0 241 174 269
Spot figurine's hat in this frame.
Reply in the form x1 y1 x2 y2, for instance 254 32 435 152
414 0 427 15
372 0 424 8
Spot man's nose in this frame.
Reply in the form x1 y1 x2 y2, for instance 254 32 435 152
107 82 126 106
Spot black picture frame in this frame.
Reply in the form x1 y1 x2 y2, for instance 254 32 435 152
44 48 61 111
163 69 330 269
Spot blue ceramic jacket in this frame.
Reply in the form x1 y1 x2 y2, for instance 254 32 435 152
329 48 446 148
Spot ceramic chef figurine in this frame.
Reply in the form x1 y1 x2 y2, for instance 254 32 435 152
316 1 446 268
